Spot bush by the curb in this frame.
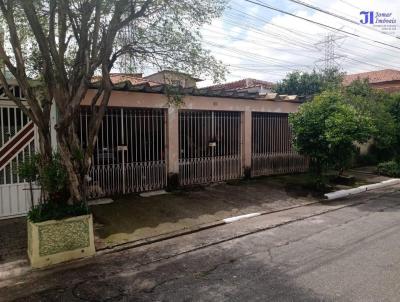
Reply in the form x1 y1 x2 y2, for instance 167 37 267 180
377 161 400 177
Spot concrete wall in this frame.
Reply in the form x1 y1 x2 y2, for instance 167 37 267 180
82 90 301 187
145 72 197 88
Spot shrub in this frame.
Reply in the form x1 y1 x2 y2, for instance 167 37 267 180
289 90 374 178
18 153 85 222
376 161 400 177
38 153 69 203
28 202 89 223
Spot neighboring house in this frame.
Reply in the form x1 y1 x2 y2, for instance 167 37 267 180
343 69 400 93
205 78 275 94
92 73 161 86
143 70 202 88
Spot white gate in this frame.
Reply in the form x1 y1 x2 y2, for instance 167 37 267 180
0 103 39 219
179 110 243 185
80 107 167 198
251 112 308 176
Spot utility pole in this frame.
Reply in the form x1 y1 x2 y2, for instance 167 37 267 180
315 34 346 71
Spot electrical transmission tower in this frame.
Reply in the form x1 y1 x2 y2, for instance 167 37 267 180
315 34 346 71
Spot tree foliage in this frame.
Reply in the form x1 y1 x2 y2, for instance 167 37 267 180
387 93 400 162
344 79 396 151
0 0 227 203
275 68 344 97
289 90 374 177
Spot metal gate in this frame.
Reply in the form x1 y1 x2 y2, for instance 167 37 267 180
0 103 39 219
251 112 308 176
80 107 167 198
179 110 242 185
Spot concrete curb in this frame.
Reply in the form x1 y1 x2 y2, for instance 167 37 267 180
324 178 400 200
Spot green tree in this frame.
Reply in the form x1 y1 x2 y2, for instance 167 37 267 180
275 68 344 97
387 93 400 162
289 90 374 180
344 79 397 160
0 0 227 204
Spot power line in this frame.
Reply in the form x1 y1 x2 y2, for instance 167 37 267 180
243 0 400 51
222 16 317 51
203 26 400 80
219 9 400 68
286 0 400 41
204 41 314 67
229 4 400 55
338 0 362 11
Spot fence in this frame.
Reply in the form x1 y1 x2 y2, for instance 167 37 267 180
251 112 308 176
179 110 243 185
79 107 167 197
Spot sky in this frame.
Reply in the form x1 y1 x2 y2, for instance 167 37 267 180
197 0 400 87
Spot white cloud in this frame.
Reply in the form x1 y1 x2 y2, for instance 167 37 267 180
199 0 400 87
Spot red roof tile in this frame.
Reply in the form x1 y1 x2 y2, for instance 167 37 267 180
343 69 400 85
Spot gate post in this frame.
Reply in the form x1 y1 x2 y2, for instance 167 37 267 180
243 110 252 178
166 107 179 190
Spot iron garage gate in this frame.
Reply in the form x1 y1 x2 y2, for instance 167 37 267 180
179 110 243 185
80 107 167 198
251 112 308 176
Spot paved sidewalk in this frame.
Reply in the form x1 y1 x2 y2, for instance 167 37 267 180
92 177 318 249
0 218 26 264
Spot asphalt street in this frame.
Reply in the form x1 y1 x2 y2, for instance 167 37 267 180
1 186 400 301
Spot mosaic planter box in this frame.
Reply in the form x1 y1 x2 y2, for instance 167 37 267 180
27 214 95 268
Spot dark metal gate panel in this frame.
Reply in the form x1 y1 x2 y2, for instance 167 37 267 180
179 110 242 186
80 108 167 198
251 112 308 176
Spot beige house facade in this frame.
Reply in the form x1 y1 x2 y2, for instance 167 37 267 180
0 81 308 219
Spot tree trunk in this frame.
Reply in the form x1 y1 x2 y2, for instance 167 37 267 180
56 124 85 204
38 127 52 160
29 181 34 209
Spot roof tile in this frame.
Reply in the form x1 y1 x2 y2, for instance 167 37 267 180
343 69 400 85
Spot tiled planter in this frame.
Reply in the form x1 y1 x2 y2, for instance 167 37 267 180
27 214 95 268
